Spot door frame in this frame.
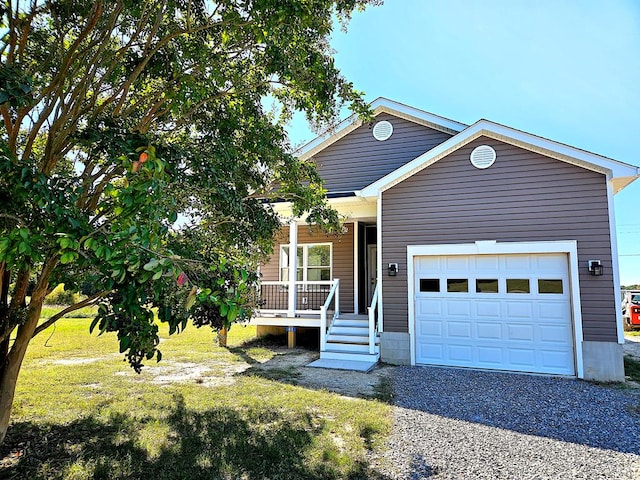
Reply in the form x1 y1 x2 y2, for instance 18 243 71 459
366 244 378 307
406 240 584 378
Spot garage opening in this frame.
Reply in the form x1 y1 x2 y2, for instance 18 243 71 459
413 253 575 375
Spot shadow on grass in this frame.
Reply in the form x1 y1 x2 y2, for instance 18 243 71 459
1 394 390 480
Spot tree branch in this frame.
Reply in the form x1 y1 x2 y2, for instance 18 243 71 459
32 291 108 338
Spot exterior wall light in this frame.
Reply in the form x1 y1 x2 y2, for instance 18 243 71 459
588 260 603 276
388 263 398 276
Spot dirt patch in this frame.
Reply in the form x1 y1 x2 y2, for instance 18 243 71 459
102 344 393 398
244 347 395 399
624 335 640 360
52 357 106 365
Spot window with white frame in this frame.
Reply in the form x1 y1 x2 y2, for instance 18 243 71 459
279 243 332 283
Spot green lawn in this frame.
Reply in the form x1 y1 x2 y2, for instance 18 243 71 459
1 315 391 480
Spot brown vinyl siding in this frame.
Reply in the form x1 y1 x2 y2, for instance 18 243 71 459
312 113 452 193
382 136 616 342
260 223 355 313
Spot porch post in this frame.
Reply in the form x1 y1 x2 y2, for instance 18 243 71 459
288 219 298 317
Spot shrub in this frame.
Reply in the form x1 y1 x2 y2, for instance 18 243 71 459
45 284 82 305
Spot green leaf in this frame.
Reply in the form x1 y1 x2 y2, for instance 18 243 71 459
143 259 159 271
60 252 77 264
89 316 100 333
228 305 238 322
152 270 162 280
18 241 30 254
119 336 131 353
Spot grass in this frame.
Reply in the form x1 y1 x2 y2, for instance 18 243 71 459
624 356 640 384
625 330 640 337
1 309 391 479
39 305 98 319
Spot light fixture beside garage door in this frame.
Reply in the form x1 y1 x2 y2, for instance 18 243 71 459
470 145 496 169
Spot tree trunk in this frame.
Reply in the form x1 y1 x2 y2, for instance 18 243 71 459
0 258 55 444
0 286 45 444
218 327 227 347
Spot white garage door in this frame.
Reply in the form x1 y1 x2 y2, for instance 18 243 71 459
414 253 575 375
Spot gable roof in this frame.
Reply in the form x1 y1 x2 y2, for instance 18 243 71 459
295 98 468 161
359 118 640 196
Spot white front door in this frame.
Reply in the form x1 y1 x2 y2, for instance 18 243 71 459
414 253 575 375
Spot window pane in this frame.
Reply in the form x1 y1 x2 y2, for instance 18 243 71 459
507 279 530 293
296 268 303 281
307 268 327 281
420 279 440 292
476 279 498 293
308 245 330 267
281 246 289 265
447 279 468 293
539 279 563 294
280 267 288 281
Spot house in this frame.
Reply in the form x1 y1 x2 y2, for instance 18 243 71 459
252 98 640 382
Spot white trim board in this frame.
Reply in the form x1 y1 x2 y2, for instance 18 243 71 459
295 97 467 161
405 240 584 379
361 120 640 197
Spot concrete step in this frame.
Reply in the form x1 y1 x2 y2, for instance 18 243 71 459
320 350 380 362
307 358 377 372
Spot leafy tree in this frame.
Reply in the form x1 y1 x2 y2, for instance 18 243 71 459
0 0 375 443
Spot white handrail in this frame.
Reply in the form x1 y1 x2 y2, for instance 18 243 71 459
320 279 340 352
367 283 379 354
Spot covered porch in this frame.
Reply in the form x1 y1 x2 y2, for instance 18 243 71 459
251 198 381 361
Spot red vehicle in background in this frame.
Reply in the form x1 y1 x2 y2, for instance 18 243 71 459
622 290 640 331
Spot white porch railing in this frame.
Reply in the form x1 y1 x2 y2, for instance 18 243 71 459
258 280 339 316
320 279 340 352
367 282 379 354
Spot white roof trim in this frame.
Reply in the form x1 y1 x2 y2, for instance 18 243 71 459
295 97 467 161
360 119 640 197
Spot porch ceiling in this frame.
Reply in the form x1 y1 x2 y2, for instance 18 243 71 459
272 196 376 223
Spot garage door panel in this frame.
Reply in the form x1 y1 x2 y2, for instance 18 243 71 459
476 300 501 318
477 346 503 365
541 350 574 371
418 320 443 337
475 255 500 271
507 348 536 367
446 300 471 316
418 342 443 361
447 321 472 338
505 255 532 271
476 322 502 340
506 302 534 319
446 256 469 272
416 256 441 272
448 344 473 362
538 302 569 319
539 324 572 343
414 253 575 376
507 323 535 341
417 298 442 315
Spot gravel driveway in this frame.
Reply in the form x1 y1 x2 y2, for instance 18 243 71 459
370 366 640 479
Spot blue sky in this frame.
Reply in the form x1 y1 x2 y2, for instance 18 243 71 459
286 0 640 286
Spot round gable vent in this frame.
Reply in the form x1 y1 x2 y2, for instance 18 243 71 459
372 120 393 141
470 145 496 169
